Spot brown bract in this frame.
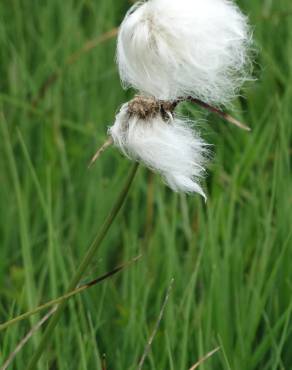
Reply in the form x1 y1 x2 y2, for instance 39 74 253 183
127 95 177 120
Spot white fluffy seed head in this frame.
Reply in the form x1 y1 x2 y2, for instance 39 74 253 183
109 104 208 198
117 0 252 105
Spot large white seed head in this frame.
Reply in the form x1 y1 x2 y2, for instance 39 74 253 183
117 0 252 105
109 103 208 198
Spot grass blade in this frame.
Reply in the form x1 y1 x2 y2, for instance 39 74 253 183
189 347 220 370
0 255 141 331
137 279 174 370
0 308 57 370
24 162 139 370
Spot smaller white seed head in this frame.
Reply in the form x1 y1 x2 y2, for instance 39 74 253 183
109 102 208 198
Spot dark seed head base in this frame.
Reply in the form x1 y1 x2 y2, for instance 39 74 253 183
127 95 177 121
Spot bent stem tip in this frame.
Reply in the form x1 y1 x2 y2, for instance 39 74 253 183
88 137 113 169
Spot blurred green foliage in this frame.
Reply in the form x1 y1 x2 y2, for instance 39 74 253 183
0 0 292 369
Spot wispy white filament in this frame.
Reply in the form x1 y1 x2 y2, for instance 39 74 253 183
109 104 208 198
117 0 252 105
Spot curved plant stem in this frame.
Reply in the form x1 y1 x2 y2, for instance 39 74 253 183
187 97 251 131
31 27 118 107
188 347 220 370
0 308 57 370
25 162 139 370
0 256 141 332
137 279 174 370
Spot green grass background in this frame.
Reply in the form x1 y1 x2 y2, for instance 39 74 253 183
0 0 292 369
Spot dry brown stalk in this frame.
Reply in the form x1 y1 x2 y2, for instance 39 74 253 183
88 137 113 168
102 354 107 370
66 28 119 66
137 279 174 370
188 97 251 131
189 347 220 370
31 28 119 107
0 307 57 370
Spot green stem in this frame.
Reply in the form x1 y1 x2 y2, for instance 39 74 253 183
25 162 139 370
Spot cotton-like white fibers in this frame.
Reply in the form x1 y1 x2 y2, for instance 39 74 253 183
109 103 208 198
117 0 252 105
105 0 254 196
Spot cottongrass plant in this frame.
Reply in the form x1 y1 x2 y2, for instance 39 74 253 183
109 0 253 198
1 0 254 368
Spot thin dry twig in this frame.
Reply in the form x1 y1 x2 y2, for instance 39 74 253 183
0 255 141 332
66 28 119 66
144 172 155 245
31 28 119 107
137 279 174 370
102 354 107 370
189 347 221 370
88 137 113 168
188 97 251 131
0 307 57 370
